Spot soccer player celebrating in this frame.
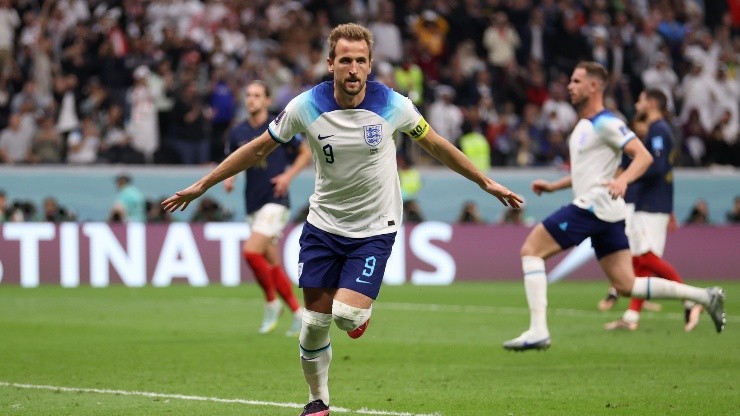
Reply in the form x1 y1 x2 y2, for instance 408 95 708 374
224 81 312 337
502 61 726 352
162 23 523 415
604 89 704 332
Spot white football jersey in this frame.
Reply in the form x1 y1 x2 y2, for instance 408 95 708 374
268 81 430 238
569 110 636 222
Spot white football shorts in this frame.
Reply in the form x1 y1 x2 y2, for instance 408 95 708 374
624 204 669 256
247 203 290 240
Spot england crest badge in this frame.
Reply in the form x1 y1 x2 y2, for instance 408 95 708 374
363 124 383 146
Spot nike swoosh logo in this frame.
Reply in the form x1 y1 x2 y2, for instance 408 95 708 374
317 134 334 141
356 277 371 284
301 355 319 361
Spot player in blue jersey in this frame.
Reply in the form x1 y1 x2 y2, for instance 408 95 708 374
603 88 704 332
502 61 726 352
162 23 523 416
223 81 312 337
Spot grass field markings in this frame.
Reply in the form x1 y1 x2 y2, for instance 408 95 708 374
0 381 442 416
377 302 738 323
189 297 738 323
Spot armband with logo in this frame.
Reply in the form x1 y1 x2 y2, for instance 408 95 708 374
407 117 430 141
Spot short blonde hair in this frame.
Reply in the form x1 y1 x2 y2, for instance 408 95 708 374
575 61 609 87
327 23 374 61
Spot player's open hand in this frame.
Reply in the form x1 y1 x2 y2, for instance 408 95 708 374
161 184 206 212
484 181 524 208
531 180 553 195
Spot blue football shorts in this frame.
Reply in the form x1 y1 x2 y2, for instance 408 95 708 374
297 222 397 299
542 204 629 259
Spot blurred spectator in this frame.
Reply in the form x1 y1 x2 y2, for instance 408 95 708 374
146 197 172 223
409 9 449 83
398 154 422 201
0 0 20 76
428 85 463 145
368 1 403 65
403 199 424 223
66 115 100 164
498 206 534 226
98 104 144 164
170 80 208 165
42 196 76 222
680 109 707 167
0 112 35 164
483 11 520 80
149 60 176 152
53 74 81 153
676 60 714 134
110 173 146 223
7 199 37 222
190 197 232 222
458 121 490 172
726 196 740 224
524 68 548 108
79 78 111 130
641 52 678 114
29 113 63 163
684 199 711 225
394 45 424 106
540 80 577 133
551 8 590 75
518 7 550 67
457 200 485 224
126 65 159 163
207 70 236 164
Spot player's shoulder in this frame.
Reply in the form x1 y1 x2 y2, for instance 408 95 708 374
650 119 674 136
590 110 630 133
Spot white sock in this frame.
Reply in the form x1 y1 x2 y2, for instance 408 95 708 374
299 309 332 405
622 309 640 324
630 277 710 306
523 256 548 335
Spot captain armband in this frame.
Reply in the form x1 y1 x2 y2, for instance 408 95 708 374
406 117 430 141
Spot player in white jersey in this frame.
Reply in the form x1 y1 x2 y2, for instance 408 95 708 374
162 23 523 416
502 61 726 352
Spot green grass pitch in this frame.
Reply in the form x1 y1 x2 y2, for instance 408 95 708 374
0 281 737 416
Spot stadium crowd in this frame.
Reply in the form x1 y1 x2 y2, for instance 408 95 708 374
0 0 737 169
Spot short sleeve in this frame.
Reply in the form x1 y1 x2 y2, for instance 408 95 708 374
268 93 310 144
388 91 430 141
599 117 636 150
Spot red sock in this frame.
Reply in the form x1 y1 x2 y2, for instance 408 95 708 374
636 252 684 283
244 252 276 302
272 265 300 312
628 256 651 312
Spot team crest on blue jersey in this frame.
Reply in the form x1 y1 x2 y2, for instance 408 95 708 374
363 124 383 146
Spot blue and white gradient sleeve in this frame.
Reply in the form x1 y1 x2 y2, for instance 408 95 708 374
268 91 311 144
597 116 636 150
387 91 430 141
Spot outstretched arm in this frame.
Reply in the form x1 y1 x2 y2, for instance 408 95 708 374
162 131 280 212
531 175 572 195
415 128 523 208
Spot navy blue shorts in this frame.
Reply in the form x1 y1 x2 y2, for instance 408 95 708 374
542 204 629 259
297 222 397 299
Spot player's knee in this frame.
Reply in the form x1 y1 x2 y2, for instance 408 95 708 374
300 309 332 350
612 281 632 297
332 300 371 331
